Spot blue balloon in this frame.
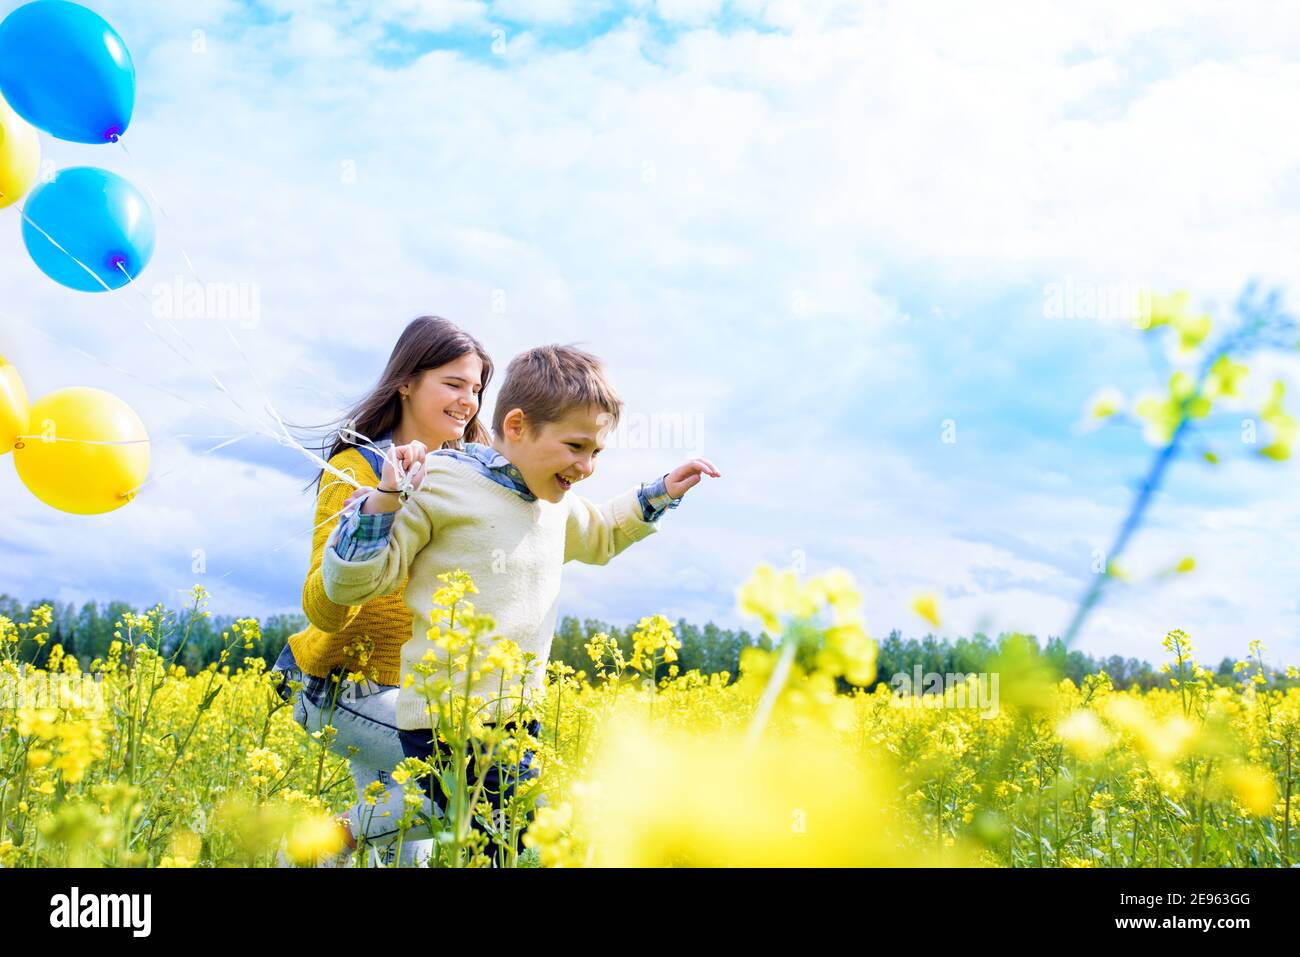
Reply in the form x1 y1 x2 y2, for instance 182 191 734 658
22 167 155 292
0 1 135 144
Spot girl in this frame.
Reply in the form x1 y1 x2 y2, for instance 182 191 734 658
270 315 493 866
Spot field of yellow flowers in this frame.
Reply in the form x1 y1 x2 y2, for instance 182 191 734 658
1 566 1296 868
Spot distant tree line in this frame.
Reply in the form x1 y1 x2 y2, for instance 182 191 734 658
0 593 1287 692
0 593 304 675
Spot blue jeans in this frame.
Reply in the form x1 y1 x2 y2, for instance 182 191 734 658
271 643 436 866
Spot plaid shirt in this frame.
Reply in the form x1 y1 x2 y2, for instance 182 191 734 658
333 435 680 561
270 642 390 707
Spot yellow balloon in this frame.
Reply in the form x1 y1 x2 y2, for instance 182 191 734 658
14 387 150 515
0 354 29 455
0 94 41 209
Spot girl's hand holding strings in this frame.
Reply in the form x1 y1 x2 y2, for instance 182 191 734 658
359 440 428 515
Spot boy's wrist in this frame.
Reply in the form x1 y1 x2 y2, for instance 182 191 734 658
360 490 403 515
640 474 682 519
657 473 683 502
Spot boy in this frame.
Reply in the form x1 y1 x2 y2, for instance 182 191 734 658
321 344 719 861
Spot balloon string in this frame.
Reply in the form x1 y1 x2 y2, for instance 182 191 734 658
13 208 316 504
270 493 372 556
207 490 375 584
100 151 381 492
114 139 206 286
14 204 274 444
101 257 371 496
15 435 151 445
22 321 324 503
335 424 408 488
100 262 373 498
198 289 358 490
12 431 261 503
122 430 264 497
17 207 124 295
22 322 259 432
337 425 415 497
257 393 376 493
14 199 388 506
210 432 410 573
110 262 274 437
204 456 392 583
336 425 395 461
109 142 308 462
14 432 251 446
107 142 343 493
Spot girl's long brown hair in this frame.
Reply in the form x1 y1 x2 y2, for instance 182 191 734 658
290 316 494 496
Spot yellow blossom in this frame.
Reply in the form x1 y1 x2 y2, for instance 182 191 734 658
911 593 941 629
1224 765 1276 816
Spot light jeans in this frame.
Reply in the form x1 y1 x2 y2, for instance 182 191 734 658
272 643 437 866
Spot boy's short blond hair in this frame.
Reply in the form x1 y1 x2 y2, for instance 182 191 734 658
491 344 624 438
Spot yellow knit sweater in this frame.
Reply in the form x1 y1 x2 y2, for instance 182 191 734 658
288 447 411 685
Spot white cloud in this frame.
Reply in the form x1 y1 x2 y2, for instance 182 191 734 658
653 0 723 26
491 0 614 26
3 0 1299 667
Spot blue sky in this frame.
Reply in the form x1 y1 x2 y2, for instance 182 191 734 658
2 0 1299 667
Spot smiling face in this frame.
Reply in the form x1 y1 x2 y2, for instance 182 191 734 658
395 352 484 448
497 403 613 503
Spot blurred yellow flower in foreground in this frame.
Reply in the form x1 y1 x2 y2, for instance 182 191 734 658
1100 696 1199 767
570 707 974 867
1087 387 1124 420
1055 710 1113 763
736 565 877 693
521 802 577 868
285 813 345 865
911 594 941 629
1224 764 1277 817
735 565 814 634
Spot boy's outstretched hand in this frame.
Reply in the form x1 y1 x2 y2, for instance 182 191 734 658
665 458 721 499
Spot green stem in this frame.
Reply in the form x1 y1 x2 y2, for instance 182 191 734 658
745 636 798 747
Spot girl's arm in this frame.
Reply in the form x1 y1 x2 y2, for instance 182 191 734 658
301 463 367 633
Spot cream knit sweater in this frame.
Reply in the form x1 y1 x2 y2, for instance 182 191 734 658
320 455 659 730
